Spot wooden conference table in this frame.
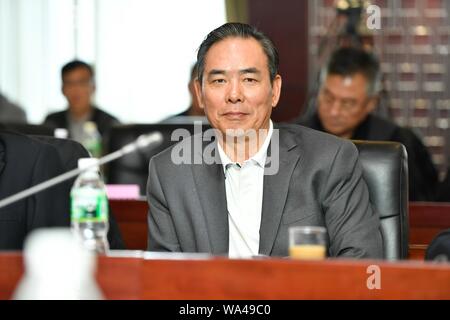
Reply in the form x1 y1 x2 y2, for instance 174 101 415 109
1 200 448 300
110 199 450 260
0 252 449 299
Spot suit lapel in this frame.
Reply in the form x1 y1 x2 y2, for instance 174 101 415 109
190 127 302 256
259 128 301 255
191 138 229 255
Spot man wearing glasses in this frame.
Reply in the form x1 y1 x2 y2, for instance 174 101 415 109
44 60 120 154
299 47 438 201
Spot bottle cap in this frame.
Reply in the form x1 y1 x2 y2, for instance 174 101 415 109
78 158 99 171
54 128 69 139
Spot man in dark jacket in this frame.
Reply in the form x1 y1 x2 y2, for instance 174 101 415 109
299 47 438 201
0 131 69 249
0 129 124 250
43 60 120 155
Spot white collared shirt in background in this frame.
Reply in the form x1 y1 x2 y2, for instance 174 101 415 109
217 121 274 258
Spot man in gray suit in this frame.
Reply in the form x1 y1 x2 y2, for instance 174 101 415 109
147 23 382 258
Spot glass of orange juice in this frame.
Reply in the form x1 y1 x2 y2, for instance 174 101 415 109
289 226 327 260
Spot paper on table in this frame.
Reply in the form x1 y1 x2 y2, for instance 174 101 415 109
143 251 212 260
105 184 140 199
105 250 212 260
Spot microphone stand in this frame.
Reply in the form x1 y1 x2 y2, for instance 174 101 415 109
0 132 163 210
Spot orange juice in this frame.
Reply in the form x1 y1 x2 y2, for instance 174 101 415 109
289 245 326 260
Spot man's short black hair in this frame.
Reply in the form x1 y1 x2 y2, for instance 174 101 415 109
61 60 94 81
196 22 279 84
322 47 381 96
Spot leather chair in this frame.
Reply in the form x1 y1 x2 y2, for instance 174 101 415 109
425 229 450 261
353 140 409 260
32 135 90 171
2 123 56 136
106 123 211 194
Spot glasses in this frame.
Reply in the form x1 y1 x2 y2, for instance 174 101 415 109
319 90 369 114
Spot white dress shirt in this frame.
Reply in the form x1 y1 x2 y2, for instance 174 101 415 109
217 121 273 258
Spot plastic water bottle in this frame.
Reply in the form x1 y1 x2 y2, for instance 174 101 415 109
82 121 102 158
71 158 109 254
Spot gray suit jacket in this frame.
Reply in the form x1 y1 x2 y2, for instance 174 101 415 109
147 123 383 258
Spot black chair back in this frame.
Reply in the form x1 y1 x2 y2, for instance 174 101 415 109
353 140 409 260
2 123 56 136
106 123 211 194
32 135 89 171
425 229 450 262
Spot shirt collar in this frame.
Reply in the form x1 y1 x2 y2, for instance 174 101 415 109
67 107 93 124
217 120 273 172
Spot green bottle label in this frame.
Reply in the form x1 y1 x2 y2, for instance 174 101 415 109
84 140 102 158
71 189 109 223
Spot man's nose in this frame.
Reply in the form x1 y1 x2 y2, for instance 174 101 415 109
227 79 244 103
328 100 342 117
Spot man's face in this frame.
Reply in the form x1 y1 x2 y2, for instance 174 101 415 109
62 67 94 115
195 37 281 137
317 73 376 138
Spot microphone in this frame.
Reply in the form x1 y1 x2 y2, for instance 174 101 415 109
0 131 163 210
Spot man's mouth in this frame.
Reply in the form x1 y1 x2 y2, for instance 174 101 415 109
223 112 249 120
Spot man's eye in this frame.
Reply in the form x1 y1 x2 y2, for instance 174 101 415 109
244 78 257 83
323 93 334 103
341 100 356 109
212 79 226 84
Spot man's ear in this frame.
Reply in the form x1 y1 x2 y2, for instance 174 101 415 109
194 79 205 109
271 75 282 108
61 84 67 97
